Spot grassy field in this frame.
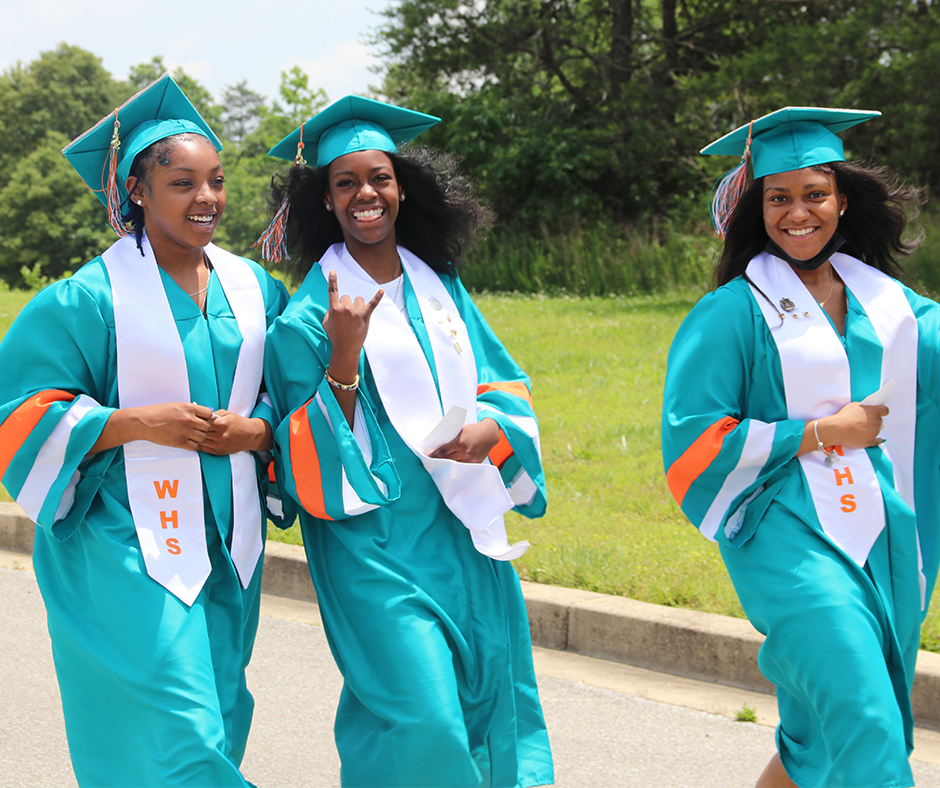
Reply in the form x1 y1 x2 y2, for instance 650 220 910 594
5 284 940 649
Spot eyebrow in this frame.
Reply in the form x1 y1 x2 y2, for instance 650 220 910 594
168 164 223 174
332 166 391 177
764 181 827 194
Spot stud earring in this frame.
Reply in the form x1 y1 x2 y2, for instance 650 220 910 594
840 209 845 216
400 193 406 202
326 203 332 211
137 200 143 206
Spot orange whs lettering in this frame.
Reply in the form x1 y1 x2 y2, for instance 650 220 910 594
166 538 182 555
840 494 857 513
153 479 180 500
160 510 179 529
833 467 854 487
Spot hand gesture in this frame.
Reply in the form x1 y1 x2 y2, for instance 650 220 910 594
429 419 501 464
322 270 384 375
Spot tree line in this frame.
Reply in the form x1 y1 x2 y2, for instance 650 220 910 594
3 1 940 288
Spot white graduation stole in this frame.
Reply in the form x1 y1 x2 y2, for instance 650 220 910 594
746 252 919 574
320 243 528 560
104 235 266 605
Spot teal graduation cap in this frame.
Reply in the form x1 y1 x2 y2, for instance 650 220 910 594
62 73 222 235
255 95 440 262
701 106 880 237
267 95 440 168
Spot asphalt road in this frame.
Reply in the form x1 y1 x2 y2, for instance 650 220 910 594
3 561 940 787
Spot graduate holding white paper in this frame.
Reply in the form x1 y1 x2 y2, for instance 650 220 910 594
0 74 289 786
260 95 553 787
662 108 940 787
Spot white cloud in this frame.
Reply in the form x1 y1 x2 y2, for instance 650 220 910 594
286 40 381 100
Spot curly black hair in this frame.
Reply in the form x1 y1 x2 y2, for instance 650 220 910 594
714 161 922 288
268 146 493 280
120 132 208 254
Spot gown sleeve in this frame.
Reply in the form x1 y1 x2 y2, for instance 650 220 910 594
0 274 117 538
264 265 401 522
446 275 547 519
250 268 295 527
905 286 940 607
661 281 805 543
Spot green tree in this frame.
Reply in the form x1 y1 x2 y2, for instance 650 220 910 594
216 68 327 258
373 0 940 227
0 44 124 193
0 130 114 287
221 80 266 143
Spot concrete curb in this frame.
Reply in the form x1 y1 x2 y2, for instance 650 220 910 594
4 501 940 728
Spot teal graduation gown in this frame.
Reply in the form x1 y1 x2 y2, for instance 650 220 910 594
265 259 554 788
662 271 940 788
0 252 289 787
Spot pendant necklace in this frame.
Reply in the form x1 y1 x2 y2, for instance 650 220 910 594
817 267 835 308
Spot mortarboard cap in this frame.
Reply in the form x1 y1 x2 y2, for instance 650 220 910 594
701 106 880 179
701 106 880 238
268 94 440 168
63 73 222 232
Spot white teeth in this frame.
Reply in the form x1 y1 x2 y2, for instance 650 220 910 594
188 215 213 223
786 227 816 236
353 208 383 219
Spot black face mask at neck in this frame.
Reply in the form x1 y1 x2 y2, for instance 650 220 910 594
765 231 846 271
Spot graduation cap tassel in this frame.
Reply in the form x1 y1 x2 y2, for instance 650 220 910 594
251 121 309 263
708 120 753 240
251 193 290 264
104 115 131 237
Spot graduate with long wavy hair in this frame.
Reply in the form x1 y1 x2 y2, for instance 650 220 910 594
662 107 939 788
260 95 554 788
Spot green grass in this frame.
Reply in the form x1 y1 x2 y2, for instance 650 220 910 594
5 283 940 651
466 291 745 617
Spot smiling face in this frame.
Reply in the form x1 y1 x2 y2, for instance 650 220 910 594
762 167 846 261
127 135 226 256
325 149 402 255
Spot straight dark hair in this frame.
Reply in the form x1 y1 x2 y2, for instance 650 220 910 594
714 161 922 287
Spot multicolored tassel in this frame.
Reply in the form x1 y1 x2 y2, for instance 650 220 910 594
103 113 131 237
251 193 290 263
708 120 754 239
251 122 308 263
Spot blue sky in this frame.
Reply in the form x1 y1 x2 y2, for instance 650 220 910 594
0 0 391 103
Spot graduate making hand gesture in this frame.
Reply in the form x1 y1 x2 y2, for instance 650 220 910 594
260 95 554 788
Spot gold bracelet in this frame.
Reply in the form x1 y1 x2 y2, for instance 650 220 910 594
325 370 359 392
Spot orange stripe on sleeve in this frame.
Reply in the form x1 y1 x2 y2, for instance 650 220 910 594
0 390 76 480
666 416 740 506
288 400 333 521
477 381 533 405
488 428 514 470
